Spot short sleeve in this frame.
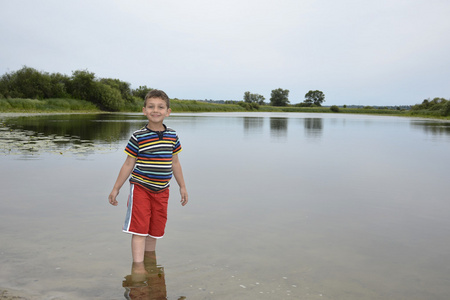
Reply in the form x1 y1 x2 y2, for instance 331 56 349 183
124 134 139 158
173 135 182 155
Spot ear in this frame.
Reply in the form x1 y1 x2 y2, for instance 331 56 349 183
167 108 172 116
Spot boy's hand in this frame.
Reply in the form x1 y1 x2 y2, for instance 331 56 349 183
108 189 119 206
180 187 188 206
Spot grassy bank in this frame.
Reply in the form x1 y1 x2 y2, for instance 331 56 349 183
0 98 245 113
259 105 407 115
1 98 449 120
170 99 244 112
0 98 101 113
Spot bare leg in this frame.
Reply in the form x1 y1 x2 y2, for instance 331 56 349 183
131 235 158 262
131 235 147 263
145 236 157 252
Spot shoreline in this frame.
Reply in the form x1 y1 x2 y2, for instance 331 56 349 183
1 111 449 122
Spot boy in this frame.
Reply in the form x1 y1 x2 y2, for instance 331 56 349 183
108 89 188 263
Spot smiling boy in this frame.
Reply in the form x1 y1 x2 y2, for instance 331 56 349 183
108 89 188 263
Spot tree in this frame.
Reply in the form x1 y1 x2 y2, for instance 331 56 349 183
132 85 153 99
243 91 265 105
305 90 325 106
270 88 289 106
100 78 133 102
67 70 96 101
67 70 126 110
442 100 450 116
421 99 430 108
0 66 52 99
49 72 70 98
92 82 124 111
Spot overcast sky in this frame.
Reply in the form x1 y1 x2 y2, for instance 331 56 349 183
1 0 449 106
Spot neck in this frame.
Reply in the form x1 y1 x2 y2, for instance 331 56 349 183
147 123 165 131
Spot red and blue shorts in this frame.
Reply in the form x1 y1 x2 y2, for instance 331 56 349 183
122 184 169 238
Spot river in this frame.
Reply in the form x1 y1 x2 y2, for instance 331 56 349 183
1 112 449 299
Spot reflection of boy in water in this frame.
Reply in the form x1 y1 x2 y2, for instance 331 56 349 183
108 90 188 263
122 251 167 300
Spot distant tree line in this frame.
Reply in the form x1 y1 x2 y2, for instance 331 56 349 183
0 66 152 111
242 89 326 108
411 97 450 117
7 67 444 116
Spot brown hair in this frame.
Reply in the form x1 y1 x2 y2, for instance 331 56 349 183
144 89 170 108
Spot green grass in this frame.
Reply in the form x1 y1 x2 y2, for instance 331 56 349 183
170 100 244 112
407 109 450 120
260 105 408 115
0 98 99 112
93 99 247 113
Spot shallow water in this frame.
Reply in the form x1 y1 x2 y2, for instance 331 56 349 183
1 112 450 299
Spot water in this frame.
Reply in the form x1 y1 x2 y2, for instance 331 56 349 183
1 112 449 300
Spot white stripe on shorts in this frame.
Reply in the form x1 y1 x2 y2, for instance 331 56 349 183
122 184 134 233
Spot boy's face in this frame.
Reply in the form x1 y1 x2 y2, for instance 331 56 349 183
143 97 171 124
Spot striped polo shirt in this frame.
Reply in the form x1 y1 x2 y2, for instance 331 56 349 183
125 124 182 192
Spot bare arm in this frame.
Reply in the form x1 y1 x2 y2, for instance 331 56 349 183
172 154 188 206
108 155 137 206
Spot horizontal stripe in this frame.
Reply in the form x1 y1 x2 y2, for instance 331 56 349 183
125 124 182 192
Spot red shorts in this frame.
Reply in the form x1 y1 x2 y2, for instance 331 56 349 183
122 184 169 238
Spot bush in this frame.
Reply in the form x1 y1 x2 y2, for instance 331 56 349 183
49 73 70 98
121 97 143 112
4 98 44 110
238 101 259 111
67 70 96 101
92 82 124 111
46 98 71 110
295 102 312 107
100 78 134 102
441 100 450 116
0 66 53 99
0 99 12 110
411 97 450 118
330 105 340 112
132 85 153 99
